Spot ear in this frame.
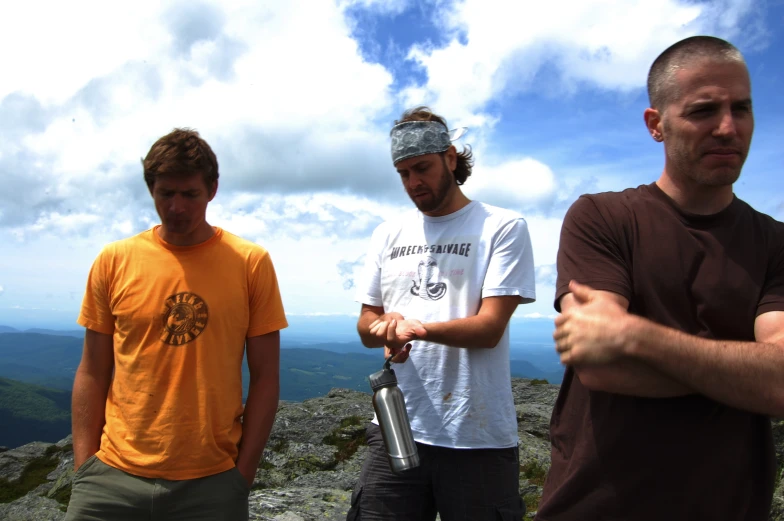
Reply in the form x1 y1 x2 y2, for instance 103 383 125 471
208 179 219 201
444 145 458 173
644 108 664 142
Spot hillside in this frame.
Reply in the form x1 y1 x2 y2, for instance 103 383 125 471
1 380 782 521
0 378 71 448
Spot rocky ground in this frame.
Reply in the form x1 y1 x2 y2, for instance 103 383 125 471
0 379 781 520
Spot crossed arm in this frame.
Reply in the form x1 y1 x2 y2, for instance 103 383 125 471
357 295 522 361
556 280 784 416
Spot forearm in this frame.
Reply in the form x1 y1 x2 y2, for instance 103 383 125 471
71 368 111 468
236 379 279 476
574 359 693 398
627 318 784 416
423 315 505 349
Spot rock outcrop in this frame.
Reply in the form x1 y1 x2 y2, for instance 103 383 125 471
1 379 782 520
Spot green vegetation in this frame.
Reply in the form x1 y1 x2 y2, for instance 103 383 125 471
520 460 549 515
0 444 67 504
323 415 366 464
520 460 548 487
0 378 71 448
529 379 549 385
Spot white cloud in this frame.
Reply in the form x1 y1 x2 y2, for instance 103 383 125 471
0 285 4 296
1 0 401 237
463 157 557 212
521 312 557 320
403 0 760 122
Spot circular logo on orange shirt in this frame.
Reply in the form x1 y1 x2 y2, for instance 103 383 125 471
160 292 208 345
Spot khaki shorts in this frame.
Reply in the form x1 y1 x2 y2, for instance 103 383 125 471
65 455 250 521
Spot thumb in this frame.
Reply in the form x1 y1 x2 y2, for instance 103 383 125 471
569 280 594 302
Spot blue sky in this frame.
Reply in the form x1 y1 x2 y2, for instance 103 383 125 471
1 0 782 333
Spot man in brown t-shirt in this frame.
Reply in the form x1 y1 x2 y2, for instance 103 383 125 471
536 36 784 521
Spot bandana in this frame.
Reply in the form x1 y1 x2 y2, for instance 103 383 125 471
390 121 452 165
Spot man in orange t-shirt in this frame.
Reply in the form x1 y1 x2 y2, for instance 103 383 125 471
65 128 287 521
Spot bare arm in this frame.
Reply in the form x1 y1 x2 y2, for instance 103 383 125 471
71 328 114 470
419 295 521 348
236 331 280 486
625 310 784 416
560 291 693 398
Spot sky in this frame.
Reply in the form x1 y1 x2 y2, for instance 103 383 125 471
1 0 783 331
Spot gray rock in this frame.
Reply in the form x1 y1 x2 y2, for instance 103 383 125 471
249 487 351 521
2 380 782 521
0 441 54 482
0 494 66 521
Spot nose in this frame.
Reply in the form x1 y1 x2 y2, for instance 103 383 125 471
713 108 738 139
407 174 424 190
169 194 186 214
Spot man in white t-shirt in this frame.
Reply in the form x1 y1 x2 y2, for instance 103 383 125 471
346 107 536 521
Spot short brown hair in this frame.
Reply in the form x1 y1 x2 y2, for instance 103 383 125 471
647 36 745 110
142 128 219 192
395 106 474 185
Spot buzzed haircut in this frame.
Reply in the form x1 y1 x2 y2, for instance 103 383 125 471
647 36 746 109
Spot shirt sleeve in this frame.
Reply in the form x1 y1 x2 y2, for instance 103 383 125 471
555 195 632 312
353 222 388 308
482 217 536 303
757 222 784 316
76 247 116 334
247 250 289 338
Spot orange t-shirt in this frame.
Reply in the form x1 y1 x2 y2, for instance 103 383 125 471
77 227 288 480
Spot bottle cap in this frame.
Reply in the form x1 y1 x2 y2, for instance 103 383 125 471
369 366 398 391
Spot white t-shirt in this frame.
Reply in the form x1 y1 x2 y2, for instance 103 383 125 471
355 201 536 449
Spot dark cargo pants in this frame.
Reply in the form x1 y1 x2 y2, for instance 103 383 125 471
346 423 525 521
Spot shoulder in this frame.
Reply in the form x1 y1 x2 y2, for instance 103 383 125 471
97 229 156 260
217 228 270 258
735 200 784 253
565 185 651 225
373 209 422 236
470 202 528 230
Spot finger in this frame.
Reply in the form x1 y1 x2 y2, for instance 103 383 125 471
392 343 411 363
386 319 397 343
559 351 571 365
373 322 388 338
369 319 381 330
568 280 594 302
554 314 567 327
555 340 569 354
412 324 427 338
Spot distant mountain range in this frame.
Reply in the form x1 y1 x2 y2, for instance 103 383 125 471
0 326 562 447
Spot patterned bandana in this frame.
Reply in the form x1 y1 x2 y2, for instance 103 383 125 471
390 121 452 165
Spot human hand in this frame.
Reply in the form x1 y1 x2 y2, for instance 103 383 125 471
553 281 634 365
235 461 256 488
371 318 427 363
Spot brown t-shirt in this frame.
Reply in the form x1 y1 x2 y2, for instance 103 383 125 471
536 183 784 521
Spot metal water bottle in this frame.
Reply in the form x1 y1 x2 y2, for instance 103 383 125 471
369 356 420 474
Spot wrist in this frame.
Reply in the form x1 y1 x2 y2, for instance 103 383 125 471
619 314 646 358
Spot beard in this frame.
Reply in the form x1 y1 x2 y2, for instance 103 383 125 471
409 162 455 213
